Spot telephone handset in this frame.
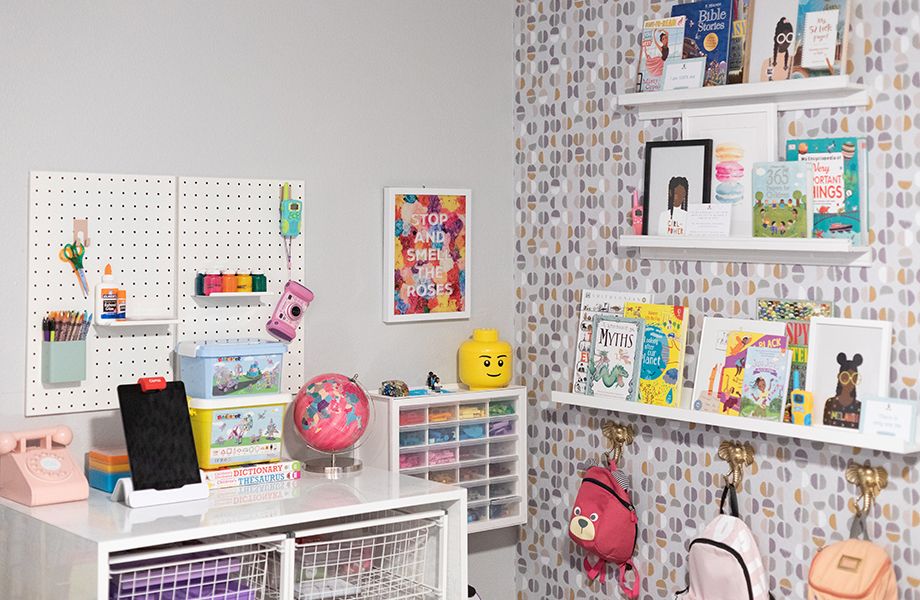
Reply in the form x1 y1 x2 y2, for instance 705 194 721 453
0 425 89 506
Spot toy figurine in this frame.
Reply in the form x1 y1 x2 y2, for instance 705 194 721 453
426 371 442 393
458 329 513 390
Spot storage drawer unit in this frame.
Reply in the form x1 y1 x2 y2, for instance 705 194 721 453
360 385 528 533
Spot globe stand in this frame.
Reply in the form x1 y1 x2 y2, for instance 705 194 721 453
302 453 362 478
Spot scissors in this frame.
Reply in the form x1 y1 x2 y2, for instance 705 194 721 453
60 242 89 297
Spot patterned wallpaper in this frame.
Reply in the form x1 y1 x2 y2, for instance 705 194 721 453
513 1 920 598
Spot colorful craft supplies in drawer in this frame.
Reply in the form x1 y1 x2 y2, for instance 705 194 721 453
428 467 457 485
490 479 516 499
428 426 456 445
462 483 487 502
488 418 514 437
489 459 516 478
489 399 515 416
458 423 486 441
427 406 456 422
428 447 457 466
468 502 488 523
399 408 426 426
489 496 520 520
459 464 487 482
399 429 426 447
458 403 487 419
489 439 516 457
399 450 426 470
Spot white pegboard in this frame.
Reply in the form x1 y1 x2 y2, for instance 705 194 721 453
176 177 305 396
26 172 179 415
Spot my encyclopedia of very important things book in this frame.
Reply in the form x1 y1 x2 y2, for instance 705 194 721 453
786 137 867 245
671 0 734 87
624 302 689 407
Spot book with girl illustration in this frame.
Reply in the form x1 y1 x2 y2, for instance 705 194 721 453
637 16 686 92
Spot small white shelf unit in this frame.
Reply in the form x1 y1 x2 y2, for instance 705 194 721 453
360 385 528 534
620 235 871 267
617 75 869 120
94 317 181 327
195 292 274 299
552 390 920 455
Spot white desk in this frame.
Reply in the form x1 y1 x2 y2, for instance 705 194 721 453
0 467 467 599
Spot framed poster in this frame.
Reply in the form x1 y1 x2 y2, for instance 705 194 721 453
643 139 713 236
383 187 470 323
682 104 778 237
805 317 892 430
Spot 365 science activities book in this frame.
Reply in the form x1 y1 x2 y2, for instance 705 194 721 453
751 161 813 238
671 0 734 86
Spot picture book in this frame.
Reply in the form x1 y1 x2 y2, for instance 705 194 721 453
792 0 851 78
623 302 689 407
572 289 652 394
727 0 751 83
786 137 867 245
671 0 734 87
717 331 787 416
784 320 809 423
743 0 800 82
637 16 686 92
751 161 814 238
692 317 786 413
586 315 645 403
738 341 791 422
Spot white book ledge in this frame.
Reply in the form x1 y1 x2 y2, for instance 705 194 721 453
552 391 920 455
620 234 871 267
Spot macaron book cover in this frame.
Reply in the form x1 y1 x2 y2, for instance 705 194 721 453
751 161 814 238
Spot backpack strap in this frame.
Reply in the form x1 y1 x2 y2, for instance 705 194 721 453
583 555 607 584
617 560 641 599
849 510 870 541
719 484 740 517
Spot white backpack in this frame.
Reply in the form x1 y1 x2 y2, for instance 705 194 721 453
676 485 771 600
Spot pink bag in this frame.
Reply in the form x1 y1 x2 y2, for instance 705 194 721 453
568 462 640 598
676 485 770 600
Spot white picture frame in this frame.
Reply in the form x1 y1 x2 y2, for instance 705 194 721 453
682 103 778 238
805 317 892 430
383 187 470 323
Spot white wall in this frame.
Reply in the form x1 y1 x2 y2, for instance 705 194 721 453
0 1 515 596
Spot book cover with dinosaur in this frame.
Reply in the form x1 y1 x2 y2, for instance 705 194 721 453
718 331 787 415
586 315 645 402
624 302 689 406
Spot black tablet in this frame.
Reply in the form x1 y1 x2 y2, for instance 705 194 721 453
116 380 202 491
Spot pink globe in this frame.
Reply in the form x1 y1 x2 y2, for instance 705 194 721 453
292 373 371 453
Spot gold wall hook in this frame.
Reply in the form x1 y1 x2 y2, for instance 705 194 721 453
601 421 635 467
717 440 755 488
845 460 888 516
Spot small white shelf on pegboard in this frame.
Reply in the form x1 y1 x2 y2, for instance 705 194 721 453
194 292 274 299
95 318 180 327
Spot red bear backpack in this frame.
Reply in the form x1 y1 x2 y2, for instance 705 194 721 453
568 461 640 598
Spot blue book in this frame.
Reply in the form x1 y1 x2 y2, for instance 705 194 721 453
671 0 734 86
786 137 868 246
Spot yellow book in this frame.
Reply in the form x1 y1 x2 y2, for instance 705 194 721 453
623 302 690 406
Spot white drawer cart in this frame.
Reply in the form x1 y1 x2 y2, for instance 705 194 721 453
0 467 466 600
359 385 527 534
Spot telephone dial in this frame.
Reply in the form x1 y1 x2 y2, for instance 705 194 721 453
0 425 89 506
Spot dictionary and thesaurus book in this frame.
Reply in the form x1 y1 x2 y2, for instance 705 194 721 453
202 459 301 489
623 302 689 407
671 0 734 86
786 137 867 246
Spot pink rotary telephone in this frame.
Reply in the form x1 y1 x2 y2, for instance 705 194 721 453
0 425 89 506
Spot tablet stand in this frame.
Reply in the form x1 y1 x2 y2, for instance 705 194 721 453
111 475 209 508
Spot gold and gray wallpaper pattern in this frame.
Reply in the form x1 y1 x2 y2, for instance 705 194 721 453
514 1 920 598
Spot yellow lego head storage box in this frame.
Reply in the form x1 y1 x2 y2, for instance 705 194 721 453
458 329 513 390
188 394 289 469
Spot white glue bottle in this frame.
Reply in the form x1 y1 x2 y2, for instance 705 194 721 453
94 264 120 325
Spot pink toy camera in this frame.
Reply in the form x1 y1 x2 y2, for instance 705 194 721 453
266 280 314 342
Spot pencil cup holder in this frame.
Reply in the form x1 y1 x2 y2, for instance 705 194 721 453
41 341 86 384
